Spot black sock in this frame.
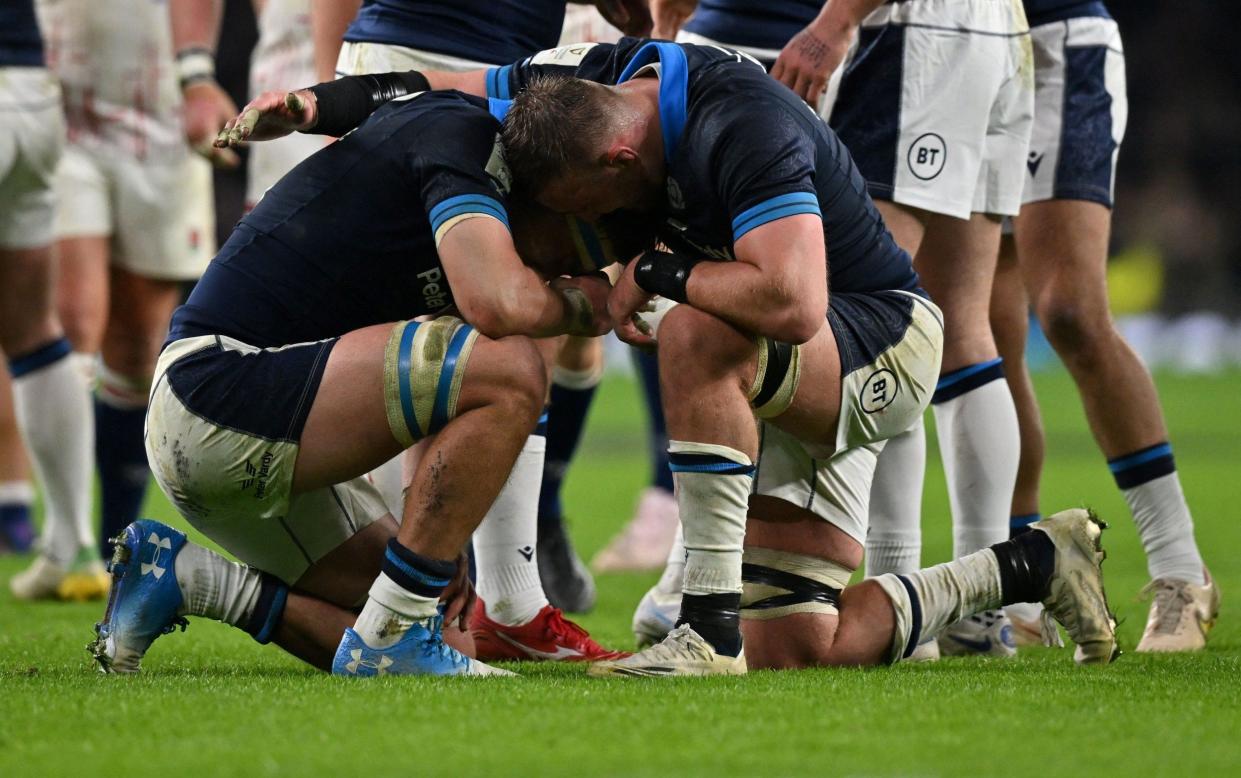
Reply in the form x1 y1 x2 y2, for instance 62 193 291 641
678 593 742 656
991 530 1056 605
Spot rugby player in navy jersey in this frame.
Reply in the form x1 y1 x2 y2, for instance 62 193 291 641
316 0 654 632
89 89 638 677
221 38 1119 675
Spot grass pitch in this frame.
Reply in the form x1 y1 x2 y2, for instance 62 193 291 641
1 369 1238 776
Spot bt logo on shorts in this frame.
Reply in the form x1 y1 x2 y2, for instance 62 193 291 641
418 267 449 310
861 368 899 414
907 133 947 180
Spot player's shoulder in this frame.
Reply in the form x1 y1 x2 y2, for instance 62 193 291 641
373 89 496 129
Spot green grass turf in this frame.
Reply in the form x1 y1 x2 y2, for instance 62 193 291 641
2 369 1239 776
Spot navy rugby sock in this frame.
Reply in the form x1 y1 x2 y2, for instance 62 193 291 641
1009 513 1040 539
634 349 673 493
539 372 597 527
95 399 150 557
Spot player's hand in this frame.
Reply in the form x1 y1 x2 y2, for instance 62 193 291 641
440 552 476 631
771 22 852 110
214 89 318 149
607 261 658 349
595 0 653 37
649 0 697 40
183 80 240 168
554 273 614 337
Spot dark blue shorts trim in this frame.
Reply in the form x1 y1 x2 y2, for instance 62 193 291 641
1052 44 1119 208
163 336 337 444
827 291 917 377
829 25 905 197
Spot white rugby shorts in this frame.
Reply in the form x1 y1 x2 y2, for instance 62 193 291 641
827 0 1035 218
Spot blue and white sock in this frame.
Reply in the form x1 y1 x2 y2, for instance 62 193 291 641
95 362 152 558
931 358 1020 559
356 539 455 648
175 542 287 643
10 339 94 566
1109 443 1205 585
670 441 753 656
1010 513 1040 538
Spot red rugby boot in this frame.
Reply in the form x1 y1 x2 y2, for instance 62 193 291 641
470 600 629 662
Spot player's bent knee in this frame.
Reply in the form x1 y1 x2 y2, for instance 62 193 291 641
1036 296 1113 364
382 316 481 448
740 546 851 668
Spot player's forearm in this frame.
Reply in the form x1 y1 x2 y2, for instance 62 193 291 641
685 261 826 344
170 0 222 53
464 278 592 340
297 69 486 136
312 0 362 82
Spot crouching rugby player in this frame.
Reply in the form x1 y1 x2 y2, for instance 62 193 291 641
218 38 1120 674
90 89 621 677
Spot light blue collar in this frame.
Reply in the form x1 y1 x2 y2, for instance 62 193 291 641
616 42 689 163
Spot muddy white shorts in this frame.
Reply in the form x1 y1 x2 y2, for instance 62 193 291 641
753 291 944 543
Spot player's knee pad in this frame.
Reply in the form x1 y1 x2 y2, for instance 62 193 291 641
740 547 851 620
383 317 479 447
747 338 801 419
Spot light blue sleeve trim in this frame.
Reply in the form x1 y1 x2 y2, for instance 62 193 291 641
488 97 512 121
485 64 514 99
428 193 510 234
731 192 821 241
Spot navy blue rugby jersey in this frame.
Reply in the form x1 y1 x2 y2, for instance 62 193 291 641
682 0 819 54
344 0 568 66
168 91 511 348
1023 0 1110 26
488 39 918 299
1 0 43 67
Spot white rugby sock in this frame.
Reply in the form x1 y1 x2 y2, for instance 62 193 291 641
10 341 95 566
866 419 926 577
175 542 266 627
670 441 753 597
474 434 549 626
931 360 1019 558
1109 444 1205 584
653 521 686 598
874 548 1003 662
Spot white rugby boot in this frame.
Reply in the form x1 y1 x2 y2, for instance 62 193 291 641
1031 509 1119 665
632 585 681 648
587 624 746 678
1136 568 1220 653
591 487 679 573
939 610 1018 658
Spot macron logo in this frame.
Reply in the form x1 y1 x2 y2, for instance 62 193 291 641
417 267 448 310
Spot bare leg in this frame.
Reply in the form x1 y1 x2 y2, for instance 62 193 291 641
1017 199 1206 589
992 235 1044 521
55 236 110 354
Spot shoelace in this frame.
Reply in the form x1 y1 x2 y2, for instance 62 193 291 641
419 616 468 666
1142 580 1194 635
633 625 713 663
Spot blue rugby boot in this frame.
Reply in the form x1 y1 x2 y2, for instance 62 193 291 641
333 614 515 677
89 520 189 674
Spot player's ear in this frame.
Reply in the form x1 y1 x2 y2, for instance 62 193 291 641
605 145 639 170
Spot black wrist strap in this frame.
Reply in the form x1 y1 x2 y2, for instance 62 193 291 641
305 70 431 136
632 250 704 304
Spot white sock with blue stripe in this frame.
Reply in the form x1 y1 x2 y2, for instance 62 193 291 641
474 433 549 626
9 339 94 566
669 441 753 598
931 359 1019 559
1109 443 1205 585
